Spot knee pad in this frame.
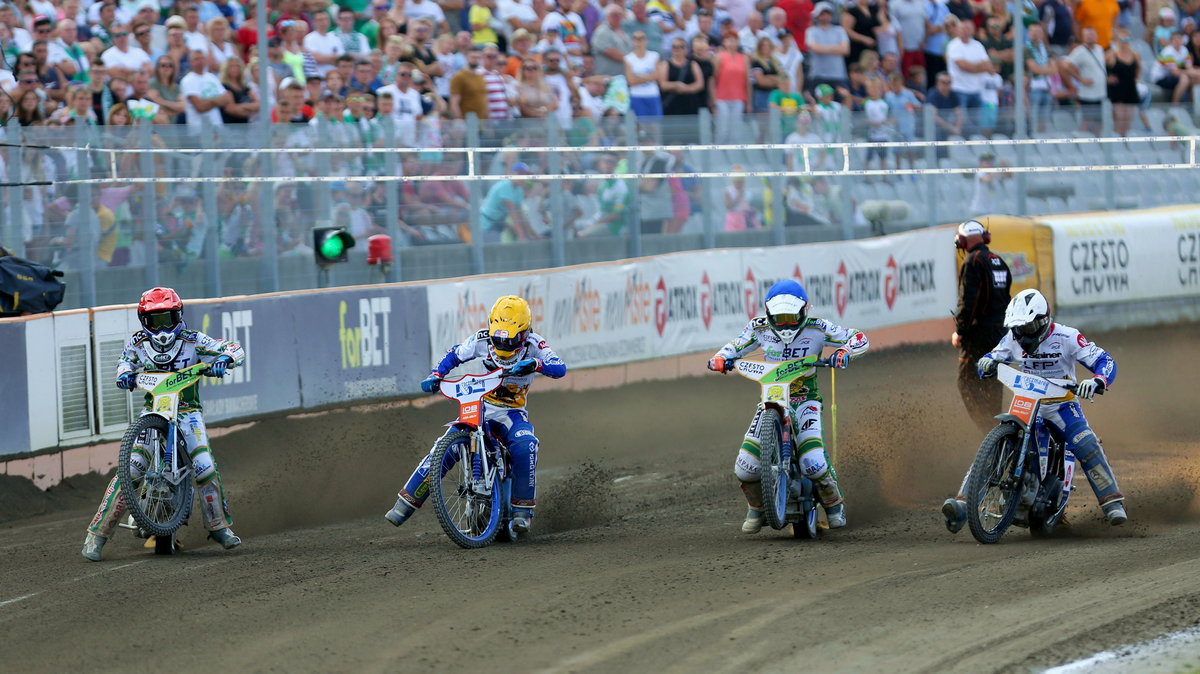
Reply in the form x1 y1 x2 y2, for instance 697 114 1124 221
799 448 830 480
734 448 761 482
192 448 217 484
1063 422 1102 466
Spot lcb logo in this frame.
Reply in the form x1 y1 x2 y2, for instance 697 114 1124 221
340 297 392 368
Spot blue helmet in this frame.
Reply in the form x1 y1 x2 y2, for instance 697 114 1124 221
764 280 808 343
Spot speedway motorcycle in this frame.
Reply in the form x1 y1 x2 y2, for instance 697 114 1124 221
427 368 523 549
729 356 829 539
965 364 1096 544
115 362 213 555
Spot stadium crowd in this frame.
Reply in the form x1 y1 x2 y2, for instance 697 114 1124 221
0 0 1189 262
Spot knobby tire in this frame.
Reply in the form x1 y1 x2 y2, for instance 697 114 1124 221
966 423 1023 544
429 430 502 549
117 415 193 538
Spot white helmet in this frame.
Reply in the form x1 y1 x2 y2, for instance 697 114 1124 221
1004 289 1051 353
764 280 809 344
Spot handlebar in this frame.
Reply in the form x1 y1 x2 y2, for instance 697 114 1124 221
726 356 834 369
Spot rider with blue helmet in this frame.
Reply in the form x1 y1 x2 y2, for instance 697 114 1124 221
708 279 870 533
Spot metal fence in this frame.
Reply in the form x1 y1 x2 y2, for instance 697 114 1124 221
3 104 1199 311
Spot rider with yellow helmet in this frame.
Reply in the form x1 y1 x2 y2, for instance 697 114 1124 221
385 295 567 534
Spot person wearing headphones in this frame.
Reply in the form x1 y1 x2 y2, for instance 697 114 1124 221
950 219 1011 432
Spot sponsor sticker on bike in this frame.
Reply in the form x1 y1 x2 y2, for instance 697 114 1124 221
1009 396 1036 424
154 396 172 414
766 385 786 403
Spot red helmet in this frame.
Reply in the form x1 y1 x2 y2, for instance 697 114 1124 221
137 287 185 353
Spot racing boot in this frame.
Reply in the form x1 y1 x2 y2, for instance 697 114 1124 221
942 497 967 534
385 496 416 527
1102 500 1127 526
825 503 847 529
81 533 107 562
208 527 241 549
742 508 766 534
511 508 533 534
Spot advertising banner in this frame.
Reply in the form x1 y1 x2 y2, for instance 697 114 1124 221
0 321 30 456
294 285 430 407
1040 207 1200 307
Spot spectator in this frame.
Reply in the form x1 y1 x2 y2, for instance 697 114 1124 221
923 0 950 80
335 7 371 59
516 56 558 118
874 0 900 59
764 7 790 48
776 0 814 52
207 17 237 68
272 79 313 122
449 44 487 119
926 71 963 157
1107 30 1140 136
576 152 630 237
592 4 633 77
844 0 881 68
180 4 210 53
687 8 720 47
806 2 850 94
406 0 450 34
48 19 89 84
1040 0 1073 55
1153 30 1192 103
163 18 191 74
625 0 664 54
304 11 345 77
660 36 705 115
101 23 152 80
945 18 991 127
60 84 98 125
181 49 231 133
1073 0 1118 50
714 31 750 142
542 50 579 129
691 33 716 112
131 19 158 63
469 0 500 47
739 11 769 53
890 0 926 80
376 62 423 143
775 28 803 86
980 16 1012 81
723 166 759 231
768 72 804 137
885 72 920 170
278 20 313 81
813 82 844 166
479 161 536 242
637 149 677 233
1154 7 1178 51
863 76 891 175
784 111 822 171
107 101 132 126
1025 23 1054 134
505 28 538 77
533 25 569 57
219 56 259 124
16 87 45 126
749 37 780 113
30 39 68 103
1065 26 1106 135
481 43 513 121
352 59 383 94
405 20 446 81
625 30 662 119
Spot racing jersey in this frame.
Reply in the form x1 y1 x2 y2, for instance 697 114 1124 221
715 316 869 402
986 323 1117 387
116 330 246 412
433 329 567 409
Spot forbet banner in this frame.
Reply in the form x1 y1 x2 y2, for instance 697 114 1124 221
1040 207 1200 307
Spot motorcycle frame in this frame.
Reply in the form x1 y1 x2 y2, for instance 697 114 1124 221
438 370 511 513
992 365 1077 518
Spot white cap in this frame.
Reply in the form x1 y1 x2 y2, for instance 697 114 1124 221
957 219 986 238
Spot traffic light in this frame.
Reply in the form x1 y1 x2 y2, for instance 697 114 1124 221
313 227 355 264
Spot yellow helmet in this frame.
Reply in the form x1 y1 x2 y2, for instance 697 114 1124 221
488 295 532 362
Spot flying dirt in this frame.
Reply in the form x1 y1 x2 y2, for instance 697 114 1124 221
2 325 1198 673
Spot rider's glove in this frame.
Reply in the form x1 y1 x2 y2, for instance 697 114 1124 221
420 373 443 394
708 356 732 373
976 356 998 378
830 349 851 369
116 372 137 390
507 358 540 377
208 356 233 378
1076 377 1106 400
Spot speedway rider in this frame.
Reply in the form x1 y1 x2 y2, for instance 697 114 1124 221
385 295 567 534
942 289 1127 532
707 279 869 532
82 287 245 561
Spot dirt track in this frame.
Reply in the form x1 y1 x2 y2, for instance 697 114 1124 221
2 325 1199 673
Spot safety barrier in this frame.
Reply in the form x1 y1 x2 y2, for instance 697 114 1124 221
3 206 1197 474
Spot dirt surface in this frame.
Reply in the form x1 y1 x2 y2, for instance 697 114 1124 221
3 325 1199 673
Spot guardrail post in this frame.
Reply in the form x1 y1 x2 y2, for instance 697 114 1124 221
1101 100 1116 210
466 113 484 275
137 120 160 288
75 123 96 307
768 106 785 246
383 118 402 281
625 113 642 258
199 125 221 298
923 104 938 228
698 108 717 249
838 104 853 240
259 117 279 292
4 123 23 258
547 116 566 267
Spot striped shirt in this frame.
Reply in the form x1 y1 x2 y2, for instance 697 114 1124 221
482 68 511 120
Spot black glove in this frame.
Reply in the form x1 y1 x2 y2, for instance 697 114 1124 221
116 372 137 390
208 356 233 378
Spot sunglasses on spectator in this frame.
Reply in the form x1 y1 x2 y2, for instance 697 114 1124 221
36 27 51 33
136 30 150 37
397 72 412 77
22 78 38 85
114 31 129 37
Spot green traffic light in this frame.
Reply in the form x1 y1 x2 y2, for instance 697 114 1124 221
319 235 346 260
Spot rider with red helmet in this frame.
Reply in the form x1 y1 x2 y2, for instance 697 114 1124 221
82 287 247 561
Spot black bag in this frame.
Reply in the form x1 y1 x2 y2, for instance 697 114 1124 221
0 253 66 316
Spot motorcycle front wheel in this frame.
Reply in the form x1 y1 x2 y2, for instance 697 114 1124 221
429 430 502 549
966 423 1024 544
118 415 193 538
758 408 790 531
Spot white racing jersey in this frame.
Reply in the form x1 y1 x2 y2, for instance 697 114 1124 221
715 316 869 402
435 329 567 409
116 329 246 411
986 323 1116 386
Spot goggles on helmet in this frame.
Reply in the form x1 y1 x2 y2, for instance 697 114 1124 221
1012 316 1049 337
769 313 803 330
141 309 181 332
490 330 527 354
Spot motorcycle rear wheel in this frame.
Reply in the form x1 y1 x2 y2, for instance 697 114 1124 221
966 423 1024 544
429 430 502 549
758 408 790 531
118 415 193 539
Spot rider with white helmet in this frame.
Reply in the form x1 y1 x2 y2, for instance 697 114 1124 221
707 279 869 533
385 295 567 534
82 287 246 561
942 288 1126 532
